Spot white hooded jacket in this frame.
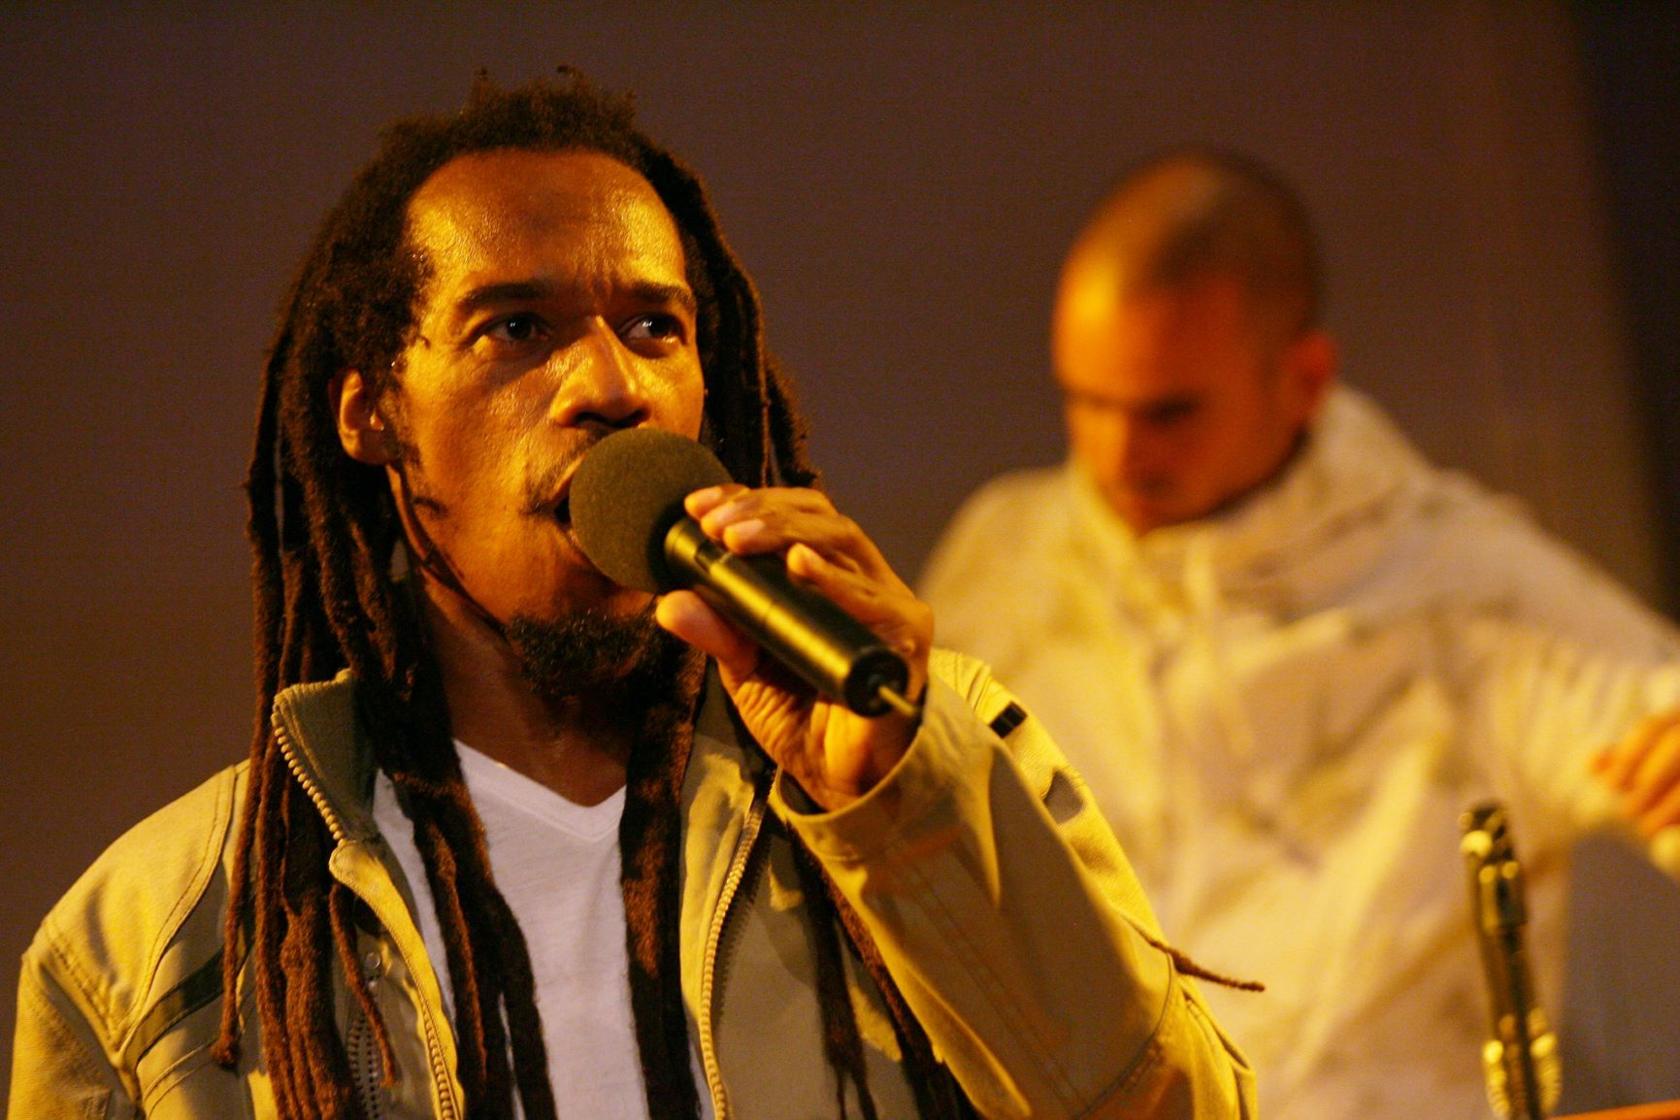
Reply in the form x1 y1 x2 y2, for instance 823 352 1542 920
922 386 1680 1117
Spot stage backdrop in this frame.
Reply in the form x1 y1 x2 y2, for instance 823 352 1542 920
3 2 1676 1110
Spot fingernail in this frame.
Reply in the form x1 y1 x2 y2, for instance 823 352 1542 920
686 486 724 514
725 518 764 546
707 498 749 525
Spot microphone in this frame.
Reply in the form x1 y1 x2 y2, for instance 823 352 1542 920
1460 802 1562 1120
568 428 915 717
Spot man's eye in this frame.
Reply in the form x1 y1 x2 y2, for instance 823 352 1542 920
1142 400 1198 426
623 313 684 343
485 314 546 344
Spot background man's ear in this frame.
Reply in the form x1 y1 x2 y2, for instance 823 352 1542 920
331 370 397 465
1285 328 1339 422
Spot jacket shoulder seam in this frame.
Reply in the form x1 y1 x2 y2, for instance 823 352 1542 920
35 765 245 1059
133 763 239 1033
15 954 127 1110
34 926 108 1040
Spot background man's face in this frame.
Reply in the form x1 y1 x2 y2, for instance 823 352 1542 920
1053 270 1316 534
384 148 707 627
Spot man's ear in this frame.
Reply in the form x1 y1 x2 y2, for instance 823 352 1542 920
1283 327 1338 424
330 370 397 465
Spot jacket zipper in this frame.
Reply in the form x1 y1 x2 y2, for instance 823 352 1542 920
697 787 769 1120
274 717 349 846
274 719 460 1120
347 1007 387 1120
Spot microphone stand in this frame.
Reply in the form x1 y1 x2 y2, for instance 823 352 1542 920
1461 801 1561 1120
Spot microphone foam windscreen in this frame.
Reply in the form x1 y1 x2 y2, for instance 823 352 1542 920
569 428 733 592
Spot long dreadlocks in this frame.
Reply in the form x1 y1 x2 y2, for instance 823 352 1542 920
214 70 970 1119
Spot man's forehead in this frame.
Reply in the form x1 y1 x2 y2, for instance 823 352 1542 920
1063 256 1249 318
404 148 684 270
1054 271 1269 399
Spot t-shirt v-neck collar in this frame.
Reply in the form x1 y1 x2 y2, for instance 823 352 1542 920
454 740 625 843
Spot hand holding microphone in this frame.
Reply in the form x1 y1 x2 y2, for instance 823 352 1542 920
570 428 931 809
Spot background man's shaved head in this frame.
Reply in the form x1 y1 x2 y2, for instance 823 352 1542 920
1051 149 1338 533
1070 149 1322 344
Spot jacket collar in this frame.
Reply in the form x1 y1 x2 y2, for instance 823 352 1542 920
268 665 765 848
1068 386 1437 611
270 671 380 843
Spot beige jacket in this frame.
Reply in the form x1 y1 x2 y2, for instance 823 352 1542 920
11 651 1254 1118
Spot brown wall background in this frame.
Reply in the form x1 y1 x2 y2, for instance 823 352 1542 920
4 2 1677 1110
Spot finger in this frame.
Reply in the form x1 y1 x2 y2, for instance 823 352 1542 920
1597 712 1676 790
1625 724 1680 816
693 484 829 521
685 487 871 579
1653 826 1680 878
683 482 748 521
704 491 897 579
697 488 833 544
692 487 830 531
720 516 781 558
1637 781 1680 838
787 544 932 685
655 590 761 682
787 544 920 634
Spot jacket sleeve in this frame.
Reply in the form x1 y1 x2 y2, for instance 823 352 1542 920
11 933 137 1120
9 764 242 1120
772 649 1256 1119
1457 593 1680 880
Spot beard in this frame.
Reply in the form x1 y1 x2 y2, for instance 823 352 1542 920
503 602 681 707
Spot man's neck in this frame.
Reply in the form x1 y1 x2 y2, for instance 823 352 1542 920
418 585 633 807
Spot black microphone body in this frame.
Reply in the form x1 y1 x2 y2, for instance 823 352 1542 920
569 428 911 717
662 519 909 715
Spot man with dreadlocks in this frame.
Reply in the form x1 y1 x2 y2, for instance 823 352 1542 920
11 74 1253 1119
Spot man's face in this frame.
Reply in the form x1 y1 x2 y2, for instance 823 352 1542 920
380 148 706 629
1052 264 1325 534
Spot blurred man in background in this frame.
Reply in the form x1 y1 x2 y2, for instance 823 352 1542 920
922 148 1680 1118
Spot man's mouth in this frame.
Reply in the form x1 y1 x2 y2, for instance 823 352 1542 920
525 450 603 561
552 498 591 560
542 484 597 565
527 460 581 528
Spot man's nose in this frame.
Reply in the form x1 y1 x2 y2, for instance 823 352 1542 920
547 321 652 430
1110 417 1173 482
1104 415 1148 470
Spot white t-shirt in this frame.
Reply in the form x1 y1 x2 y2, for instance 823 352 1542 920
373 744 710 1119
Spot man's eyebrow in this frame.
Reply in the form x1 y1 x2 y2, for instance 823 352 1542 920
630 281 698 317
448 279 699 321
452 280 550 318
1062 386 1201 414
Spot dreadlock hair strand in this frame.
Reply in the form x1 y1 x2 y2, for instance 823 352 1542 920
618 645 708 1120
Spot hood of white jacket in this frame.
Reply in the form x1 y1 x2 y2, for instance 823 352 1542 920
1065 385 1515 627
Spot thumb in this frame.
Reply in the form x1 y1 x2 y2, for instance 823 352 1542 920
655 590 762 684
